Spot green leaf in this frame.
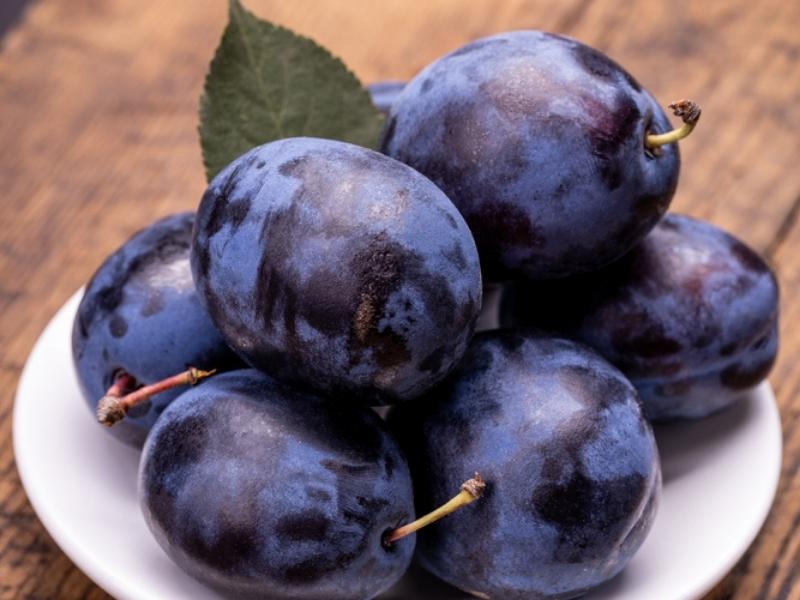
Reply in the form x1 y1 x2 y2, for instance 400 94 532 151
199 0 385 181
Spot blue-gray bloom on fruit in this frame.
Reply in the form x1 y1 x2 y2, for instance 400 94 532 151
382 31 682 281
388 331 660 599
191 137 482 405
501 214 779 420
140 369 415 600
72 213 242 447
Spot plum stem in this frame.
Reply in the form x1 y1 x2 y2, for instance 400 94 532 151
645 100 701 149
96 367 216 427
384 473 485 545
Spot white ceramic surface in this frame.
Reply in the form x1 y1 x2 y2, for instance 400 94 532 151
14 291 782 600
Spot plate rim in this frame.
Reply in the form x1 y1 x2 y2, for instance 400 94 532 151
661 383 782 600
13 290 784 600
13 291 143 600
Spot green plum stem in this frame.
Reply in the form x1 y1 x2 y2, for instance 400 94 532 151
384 473 486 545
645 100 701 149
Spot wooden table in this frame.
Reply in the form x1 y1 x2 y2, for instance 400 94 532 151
1 1 798 598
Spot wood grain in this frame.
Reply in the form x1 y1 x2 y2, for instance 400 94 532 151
1 1 798 598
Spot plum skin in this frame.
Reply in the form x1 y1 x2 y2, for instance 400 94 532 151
191 137 482 405
382 30 679 281
500 214 780 420
140 369 416 600
388 331 660 599
71 212 242 447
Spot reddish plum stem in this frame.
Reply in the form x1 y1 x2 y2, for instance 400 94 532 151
96 367 215 427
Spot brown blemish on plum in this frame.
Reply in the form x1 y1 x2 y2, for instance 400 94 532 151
225 145 474 399
348 234 412 371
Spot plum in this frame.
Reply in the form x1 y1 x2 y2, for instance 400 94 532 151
500 214 779 420
191 137 482 405
368 81 405 116
381 31 689 281
140 369 416 600
72 213 242 446
388 331 660 599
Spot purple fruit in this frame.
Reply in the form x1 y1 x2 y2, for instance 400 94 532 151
191 137 482 405
72 213 242 446
501 214 779 420
140 369 416 600
388 331 660 598
382 31 682 281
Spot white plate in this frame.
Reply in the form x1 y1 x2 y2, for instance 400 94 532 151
14 291 782 600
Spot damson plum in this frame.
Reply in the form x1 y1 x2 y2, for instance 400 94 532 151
72 213 241 447
382 31 686 281
388 331 660 599
368 81 405 116
140 369 415 600
500 214 779 420
191 137 482 405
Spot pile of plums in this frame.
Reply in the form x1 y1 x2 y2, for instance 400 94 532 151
72 31 778 600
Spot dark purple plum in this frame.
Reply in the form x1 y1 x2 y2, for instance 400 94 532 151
381 31 681 281
368 81 405 116
191 137 482 405
388 331 660 599
140 369 415 600
72 213 242 447
500 214 779 421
